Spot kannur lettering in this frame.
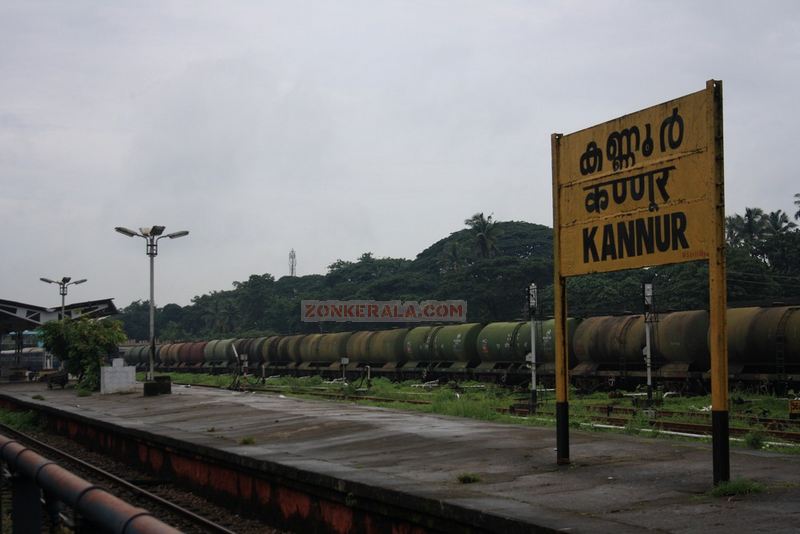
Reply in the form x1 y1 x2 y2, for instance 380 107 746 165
582 211 690 264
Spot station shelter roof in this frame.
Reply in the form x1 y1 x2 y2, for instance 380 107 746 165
0 298 117 336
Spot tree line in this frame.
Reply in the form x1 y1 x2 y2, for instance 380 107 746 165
116 198 800 342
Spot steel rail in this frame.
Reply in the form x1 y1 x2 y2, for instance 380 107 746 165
583 404 800 429
583 415 800 442
0 422 237 534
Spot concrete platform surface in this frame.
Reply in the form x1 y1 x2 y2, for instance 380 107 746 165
2 383 799 533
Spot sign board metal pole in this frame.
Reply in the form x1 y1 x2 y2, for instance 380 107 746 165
707 80 729 484
551 133 570 465
550 81 725 480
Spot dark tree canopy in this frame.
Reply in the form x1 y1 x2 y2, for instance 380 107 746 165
115 202 800 340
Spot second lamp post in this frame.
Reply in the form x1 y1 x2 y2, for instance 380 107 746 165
40 276 87 319
115 225 189 381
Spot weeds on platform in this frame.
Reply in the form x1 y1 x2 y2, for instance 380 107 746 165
709 478 765 497
457 472 481 484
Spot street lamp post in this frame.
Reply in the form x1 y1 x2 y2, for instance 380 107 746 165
40 276 87 319
115 225 189 381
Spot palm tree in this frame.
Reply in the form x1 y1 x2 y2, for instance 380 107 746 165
725 214 745 246
464 212 499 258
742 207 768 244
764 210 797 236
794 193 800 221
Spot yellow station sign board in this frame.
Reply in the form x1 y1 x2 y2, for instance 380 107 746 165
554 86 717 276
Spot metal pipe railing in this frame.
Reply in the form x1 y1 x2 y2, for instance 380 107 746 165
0 434 181 533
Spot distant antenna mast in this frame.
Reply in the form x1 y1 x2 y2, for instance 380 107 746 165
289 249 297 277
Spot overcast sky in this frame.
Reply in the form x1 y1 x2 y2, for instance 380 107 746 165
2 1 799 309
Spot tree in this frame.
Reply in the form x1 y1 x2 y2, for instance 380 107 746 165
794 193 800 221
116 300 150 341
440 242 463 273
464 212 499 259
41 318 127 391
742 207 768 244
727 208 771 260
764 210 797 236
725 214 746 246
761 230 800 276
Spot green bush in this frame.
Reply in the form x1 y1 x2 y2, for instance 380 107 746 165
41 318 126 391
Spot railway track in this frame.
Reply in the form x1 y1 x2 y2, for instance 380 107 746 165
0 422 287 533
502 404 800 443
585 415 800 442
582 404 800 430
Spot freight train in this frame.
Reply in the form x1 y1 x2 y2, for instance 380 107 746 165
121 305 800 392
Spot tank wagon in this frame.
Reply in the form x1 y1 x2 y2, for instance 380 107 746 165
123 306 800 391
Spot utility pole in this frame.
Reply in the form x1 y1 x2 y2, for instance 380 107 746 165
642 282 655 404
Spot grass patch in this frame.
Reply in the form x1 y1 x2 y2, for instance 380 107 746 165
743 430 765 450
144 372 233 388
710 478 765 497
431 389 502 421
623 412 650 435
457 472 481 484
31 395 45 401
76 389 92 397
0 409 42 432
239 436 256 445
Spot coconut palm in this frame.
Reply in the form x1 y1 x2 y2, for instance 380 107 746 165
742 207 768 244
764 210 797 236
464 212 499 258
794 193 800 221
725 214 746 246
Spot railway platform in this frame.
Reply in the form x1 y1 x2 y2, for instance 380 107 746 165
0 382 798 533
